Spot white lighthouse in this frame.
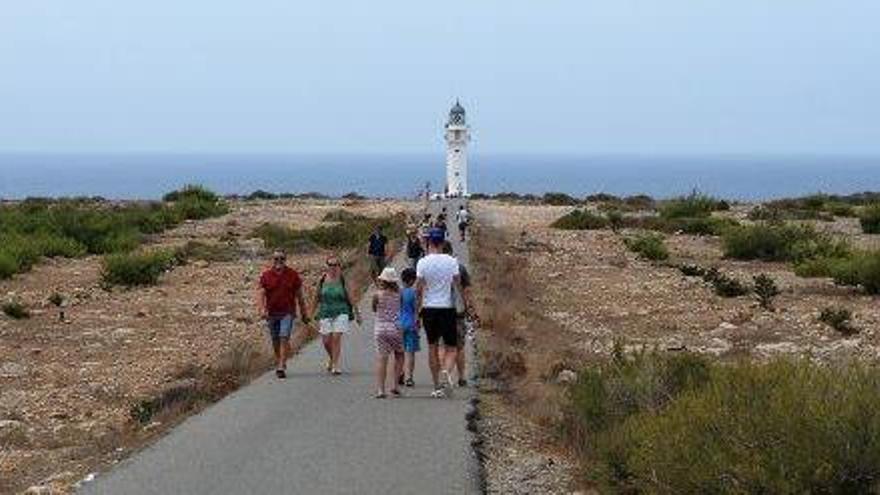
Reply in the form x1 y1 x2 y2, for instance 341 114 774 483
444 100 470 197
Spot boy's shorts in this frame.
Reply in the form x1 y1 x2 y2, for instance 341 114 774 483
403 329 421 353
266 315 294 342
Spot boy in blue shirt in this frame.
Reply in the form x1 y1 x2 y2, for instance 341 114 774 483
399 268 420 387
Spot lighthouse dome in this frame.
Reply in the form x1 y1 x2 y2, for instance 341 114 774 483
448 101 466 125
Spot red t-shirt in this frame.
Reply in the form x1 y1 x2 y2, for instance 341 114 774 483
260 267 303 317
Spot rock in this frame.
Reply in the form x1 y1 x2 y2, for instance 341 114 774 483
755 341 803 356
24 485 51 495
555 369 578 384
718 322 738 331
0 361 26 378
135 310 147 318
112 328 136 338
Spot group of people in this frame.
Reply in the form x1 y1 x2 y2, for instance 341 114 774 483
256 204 474 399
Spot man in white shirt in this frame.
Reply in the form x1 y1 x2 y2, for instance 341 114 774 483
416 228 471 398
455 205 470 242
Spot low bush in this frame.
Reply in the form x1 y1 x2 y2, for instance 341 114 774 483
2 301 30 319
0 186 227 278
723 223 849 262
246 190 278 201
605 210 624 232
102 250 178 287
623 232 669 261
659 191 727 219
710 272 750 297
753 273 781 309
551 210 608 230
252 212 406 253
796 251 880 295
567 355 880 493
859 204 880 234
819 307 856 335
543 192 580 206
677 263 706 277
177 241 239 263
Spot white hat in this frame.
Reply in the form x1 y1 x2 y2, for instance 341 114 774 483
377 267 399 283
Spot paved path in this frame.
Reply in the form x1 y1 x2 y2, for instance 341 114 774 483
81 200 480 495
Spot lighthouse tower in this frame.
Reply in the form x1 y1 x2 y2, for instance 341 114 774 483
444 100 470 197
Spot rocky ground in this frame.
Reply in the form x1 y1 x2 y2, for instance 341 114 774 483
0 198 413 494
470 199 880 494
475 201 880 362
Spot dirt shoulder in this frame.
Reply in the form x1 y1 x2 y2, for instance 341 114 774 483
0 198 414 494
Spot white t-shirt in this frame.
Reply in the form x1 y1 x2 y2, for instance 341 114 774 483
416 253 460 308
456 209 469 224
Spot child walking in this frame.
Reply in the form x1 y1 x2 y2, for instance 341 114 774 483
372 267 404 398
399 268 419 387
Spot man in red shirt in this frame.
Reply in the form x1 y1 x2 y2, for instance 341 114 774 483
257 249 309 378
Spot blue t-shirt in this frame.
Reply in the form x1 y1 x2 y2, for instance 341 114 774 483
399 287 417 331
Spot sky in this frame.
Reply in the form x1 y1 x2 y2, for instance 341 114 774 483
1 1 879 155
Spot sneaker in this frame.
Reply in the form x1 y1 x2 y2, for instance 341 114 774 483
275 369 286 379
430 388 445 399
405 378 415 387
397 374 405 386
458 379 468 387
331 369 342 376
375 392 387 399
390 388 401 397
440 370 454 389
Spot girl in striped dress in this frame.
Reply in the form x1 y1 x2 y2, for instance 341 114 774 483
372 267 404 398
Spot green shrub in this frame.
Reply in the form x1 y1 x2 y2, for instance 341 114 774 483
551 209 609 230
859 204 880 234
753 273 780 309
102 250 178 286
819 307 856 335
0 252 17 279
1 301 30 319
543 192 579 206
162 184 219 203
659 191 726 219
826 201 856 217
252 212 406 253
711 272 750 297
606 210 624 232
723 223 849 262
624 233 669 261
677 263 706 277
570 357 880 493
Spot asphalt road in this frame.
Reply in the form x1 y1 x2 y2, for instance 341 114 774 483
81 199 480 495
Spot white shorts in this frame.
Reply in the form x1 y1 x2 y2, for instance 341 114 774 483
318 314 351 335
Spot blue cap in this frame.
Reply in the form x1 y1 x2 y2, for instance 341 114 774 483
428 228 445 243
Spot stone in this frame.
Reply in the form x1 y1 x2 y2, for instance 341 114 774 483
0 361 26 378
24 485 51 495
555 369 577 384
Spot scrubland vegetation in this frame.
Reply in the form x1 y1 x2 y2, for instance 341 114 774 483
0 185 227 279
566 352 880 493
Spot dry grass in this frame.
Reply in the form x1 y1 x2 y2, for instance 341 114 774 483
471 221 580 430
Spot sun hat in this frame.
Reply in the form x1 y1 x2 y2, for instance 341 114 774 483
377 267 399 283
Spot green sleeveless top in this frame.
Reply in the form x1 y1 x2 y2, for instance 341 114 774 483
317 279 352 319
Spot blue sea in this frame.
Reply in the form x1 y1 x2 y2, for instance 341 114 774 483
0 153 878 201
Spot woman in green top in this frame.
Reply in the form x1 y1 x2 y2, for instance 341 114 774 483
311 256 360 375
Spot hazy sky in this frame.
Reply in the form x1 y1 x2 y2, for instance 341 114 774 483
2 1 878 154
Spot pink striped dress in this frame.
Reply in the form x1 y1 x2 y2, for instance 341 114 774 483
374 290 403 355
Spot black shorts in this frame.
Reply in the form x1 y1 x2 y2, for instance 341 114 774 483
421 307 458 347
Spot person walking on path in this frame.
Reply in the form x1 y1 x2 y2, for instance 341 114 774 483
368 225 388 283
372 267 404 398
399 268 420 387
406 228 425 269
455 205 470 242
442 241 473 387
257 249 309 378
311 256 360 375
416 229 471 398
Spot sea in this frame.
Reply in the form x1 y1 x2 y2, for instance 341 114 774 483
0 153 878 201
